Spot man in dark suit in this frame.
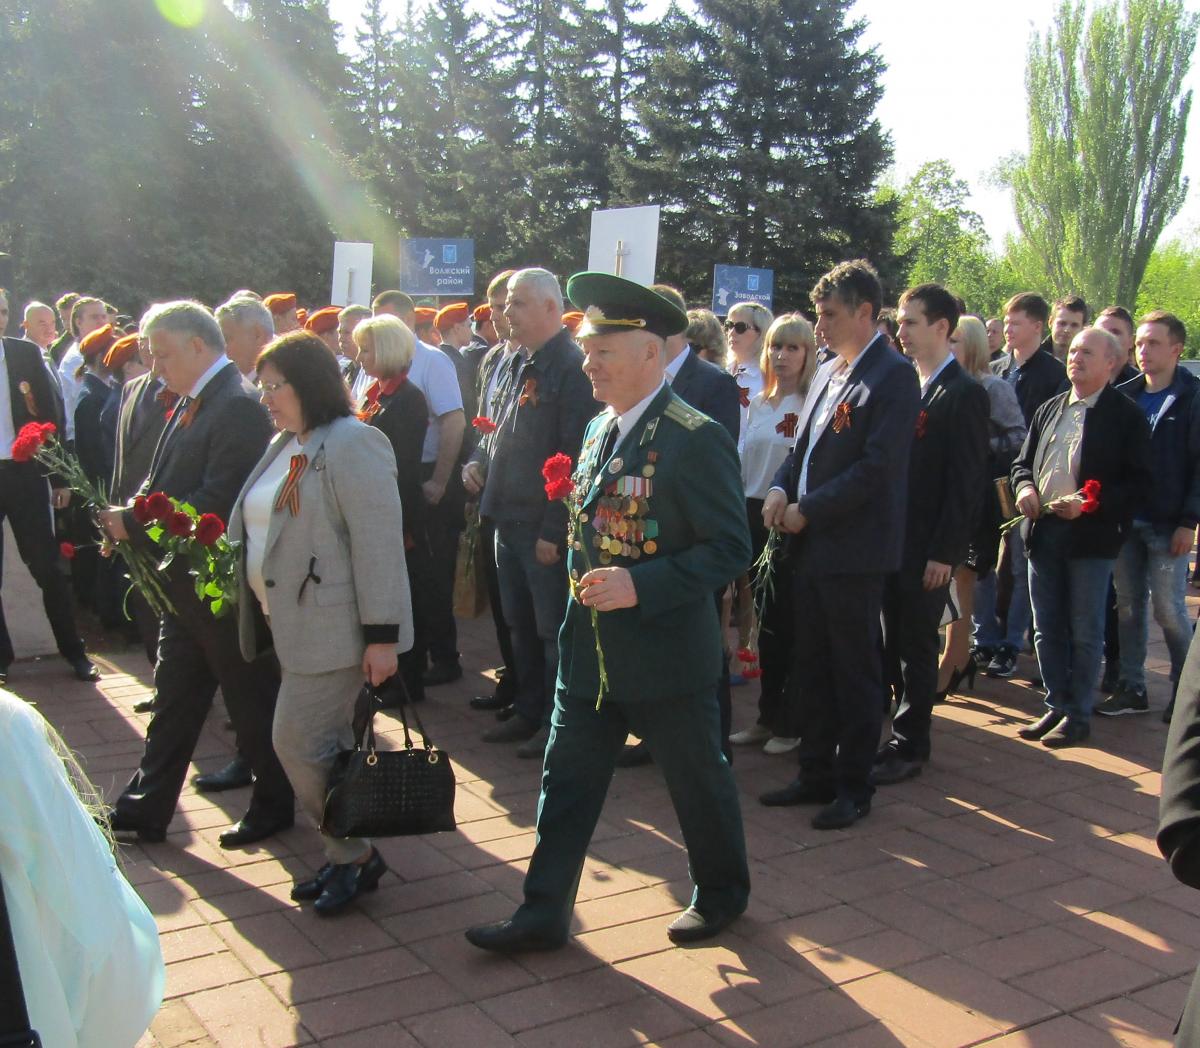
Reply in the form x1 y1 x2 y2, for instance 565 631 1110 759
1011 326 1153 747
98 301 293 846
0 333 96 684
875 284 989 784
760 259 920 829
465 272 751 953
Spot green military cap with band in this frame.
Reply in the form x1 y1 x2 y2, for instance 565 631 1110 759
566 271 689 340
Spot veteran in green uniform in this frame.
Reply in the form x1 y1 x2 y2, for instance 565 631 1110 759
465 272 752 953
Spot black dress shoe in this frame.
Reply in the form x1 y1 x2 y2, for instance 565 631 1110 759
70 656 100 682
292 863 335 902
133 697 159 714
615 741 653 768
811 796 871 830
313 849 388 915
423 661 463 686
104 806 168 844
192 756 253 793
759 779 836 807
871 752 924 786
464 919 566 953
1017 710 1064 740
218 816 293 849
1041 719 1090 749
470 693 509 711
666 906 739 944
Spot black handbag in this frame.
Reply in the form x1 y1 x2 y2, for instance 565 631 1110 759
320 679 457 838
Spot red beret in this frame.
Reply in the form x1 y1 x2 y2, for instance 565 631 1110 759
80 324 117 361
562 311 585 335
473 304 492 324
305 306 340 334
102 333 140 371
264 293 297 314
414 307 439 326
435 302 469 329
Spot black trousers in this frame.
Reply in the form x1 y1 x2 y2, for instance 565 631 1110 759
116 607 294 832
417 463 463 669
793 572 886 804
883 565 950 761
0 461 84 666
480 516 517 699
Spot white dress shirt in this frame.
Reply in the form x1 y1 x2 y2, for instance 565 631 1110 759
242 435 303 614
0 341 17 460
57 342 83 441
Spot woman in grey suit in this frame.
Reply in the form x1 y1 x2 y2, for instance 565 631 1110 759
230 332 414 916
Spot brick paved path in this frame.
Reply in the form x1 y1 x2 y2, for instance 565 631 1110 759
8 612 1195 1046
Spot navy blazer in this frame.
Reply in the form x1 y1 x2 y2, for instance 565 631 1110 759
670 348 741 445
772 336 920 576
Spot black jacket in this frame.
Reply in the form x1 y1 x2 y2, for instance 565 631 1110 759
991 338 1067 426
1117 366 1200 535
73 371 114 488
1010 382 1153 559
670 348 740 445
367 379 429 545
4 336 66 484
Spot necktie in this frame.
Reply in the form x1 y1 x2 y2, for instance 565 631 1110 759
599 418 619 463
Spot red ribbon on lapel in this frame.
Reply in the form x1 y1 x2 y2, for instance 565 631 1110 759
274 454 308 516
776 412 798 438
738 385 750 408
915 409 928 439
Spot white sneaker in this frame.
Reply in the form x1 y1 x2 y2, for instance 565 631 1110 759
729 724 771 745
763 736 800 755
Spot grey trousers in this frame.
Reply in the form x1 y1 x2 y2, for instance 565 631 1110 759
273 663 369 864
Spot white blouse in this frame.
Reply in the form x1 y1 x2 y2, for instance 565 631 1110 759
243 435 303 614
741 391 806 500
733 362 764 455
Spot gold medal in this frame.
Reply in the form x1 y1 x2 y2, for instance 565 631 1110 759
608 457 623 473
630 547 641 560
600 551 612 565
642 464 655 478
644 540 657 555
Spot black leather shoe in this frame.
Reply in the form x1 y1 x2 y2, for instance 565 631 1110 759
615 741 653 768
470 693 509 711
1017 711 1064 740
292 863 335 902
104 806 167 844
464 919 566 953
192 756 253 793
759 780 836 807
423 661 463 686
482 714 539 743
313 849 388 915
218 816 292 849
71 656 100 682
1041 719 1090 749
871 753 924 786
811 796 871 830
666 906 739 944
133 697 159 714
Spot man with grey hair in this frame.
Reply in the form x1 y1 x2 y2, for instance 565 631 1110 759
463 267 598 756
1010 326 1153 748
97 300 294 846
22 301 58 353
337 304 371 397
215 294 274 391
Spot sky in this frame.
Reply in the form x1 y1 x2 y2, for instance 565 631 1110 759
325 0 1200 250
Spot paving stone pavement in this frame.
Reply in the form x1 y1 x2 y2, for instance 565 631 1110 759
9 604 1198 1047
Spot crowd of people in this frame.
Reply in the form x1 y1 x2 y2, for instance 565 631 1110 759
0 257 1195 958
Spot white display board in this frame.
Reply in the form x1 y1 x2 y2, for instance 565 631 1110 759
331 242 375 307
587 206 660 285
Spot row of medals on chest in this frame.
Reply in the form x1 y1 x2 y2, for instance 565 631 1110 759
570 451 661 565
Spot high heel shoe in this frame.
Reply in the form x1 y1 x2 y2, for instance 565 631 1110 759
934 661 977 703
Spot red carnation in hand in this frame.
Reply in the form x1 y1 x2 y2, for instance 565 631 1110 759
144 492 172 522
167 511 194 538
1081 478 1101 514
736 647 758 664
545 476 575 501
542 453 575 501
132 495 153 524
194 513 225 547
472 416 497 434
11 421 54 462
59 542 76 560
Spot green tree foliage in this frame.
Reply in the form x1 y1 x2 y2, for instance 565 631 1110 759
1004 0 1197 307
1135 237 1200 356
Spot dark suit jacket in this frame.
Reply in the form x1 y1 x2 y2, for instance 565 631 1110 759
111 373 168 506
367 379 429 545
1010 382 1153 559
991 339 1067 426
900 357 989 571
772 335 921 576
73 371 115 488
670 348 741 445
439 343 477 420
4 335 65 482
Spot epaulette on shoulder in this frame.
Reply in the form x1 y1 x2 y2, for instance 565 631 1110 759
664 398 707 431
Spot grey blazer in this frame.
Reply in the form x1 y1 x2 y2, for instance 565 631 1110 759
230 416 414 674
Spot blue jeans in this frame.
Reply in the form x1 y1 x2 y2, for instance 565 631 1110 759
1113 521 1193 689
495 521 568 727
973 529 1032 653
1027 520 1114 724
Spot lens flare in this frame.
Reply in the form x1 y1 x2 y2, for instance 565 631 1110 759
155 0 205 29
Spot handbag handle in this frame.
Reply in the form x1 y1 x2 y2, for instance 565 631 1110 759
353 678 441 766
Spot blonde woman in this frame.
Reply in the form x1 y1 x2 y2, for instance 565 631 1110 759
725 301 773 449
686 309 727 368
731 314 818 753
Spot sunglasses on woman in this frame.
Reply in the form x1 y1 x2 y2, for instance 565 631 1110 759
724 320 758 335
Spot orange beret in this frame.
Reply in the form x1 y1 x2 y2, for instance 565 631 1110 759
80 324 117 360
562 311 585 335
435 302 469 329
264 293 297 314
473 304 492 324
414 307 439 326
102 333 140 371
305 306 341 334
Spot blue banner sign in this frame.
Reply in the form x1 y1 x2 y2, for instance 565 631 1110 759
399 238 475 296
712 264 774 314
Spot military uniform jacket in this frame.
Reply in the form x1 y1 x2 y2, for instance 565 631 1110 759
557 384 751 703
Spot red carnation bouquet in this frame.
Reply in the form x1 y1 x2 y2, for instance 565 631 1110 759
738 527 782 679
132 492 240 617
1000 478 1101 535
11 421 173 616
543 452 609 708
